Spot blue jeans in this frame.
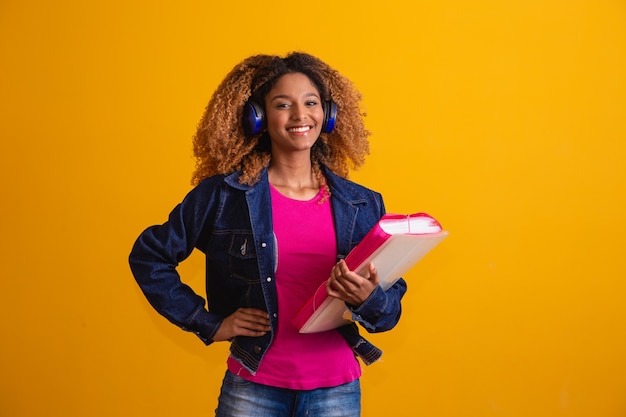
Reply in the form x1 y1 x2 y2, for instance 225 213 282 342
215 370 361 417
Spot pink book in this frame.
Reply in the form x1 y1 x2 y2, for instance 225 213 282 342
292 213 448 334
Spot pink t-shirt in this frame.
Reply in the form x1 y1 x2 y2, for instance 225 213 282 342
227 185 361 389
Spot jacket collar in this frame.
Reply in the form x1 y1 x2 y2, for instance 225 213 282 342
224 165 368 206
223 169 264 191
322 165 369 207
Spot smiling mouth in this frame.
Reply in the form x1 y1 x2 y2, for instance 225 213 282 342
287 126 312 133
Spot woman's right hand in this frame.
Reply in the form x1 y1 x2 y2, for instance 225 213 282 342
212 308 271 342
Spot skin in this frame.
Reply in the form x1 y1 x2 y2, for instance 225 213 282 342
212 72 379 342
265 72 325 201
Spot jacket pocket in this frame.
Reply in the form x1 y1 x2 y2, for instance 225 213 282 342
228 233 260 284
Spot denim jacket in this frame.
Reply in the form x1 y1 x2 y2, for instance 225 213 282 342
129 165 407 374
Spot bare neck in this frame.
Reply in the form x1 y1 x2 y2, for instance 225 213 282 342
268 158 320 201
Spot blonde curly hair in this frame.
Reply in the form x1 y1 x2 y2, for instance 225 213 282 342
191 52 371 186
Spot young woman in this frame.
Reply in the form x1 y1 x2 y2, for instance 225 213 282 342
129 52 407 417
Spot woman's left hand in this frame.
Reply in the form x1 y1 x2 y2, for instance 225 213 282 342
326 260 380 307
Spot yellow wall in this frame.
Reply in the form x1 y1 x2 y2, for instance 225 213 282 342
1 1 625 416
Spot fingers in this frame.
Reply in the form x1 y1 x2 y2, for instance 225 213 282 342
368 262 380 286
327 260 378 306
331 260 374 286
232 308 271 332
237 308 271 322
213 308 271 342
336 260 354 280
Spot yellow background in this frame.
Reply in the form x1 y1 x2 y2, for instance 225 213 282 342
1 1 625 416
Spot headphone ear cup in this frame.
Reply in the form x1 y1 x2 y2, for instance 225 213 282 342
322 100 337 133
243 101 264 136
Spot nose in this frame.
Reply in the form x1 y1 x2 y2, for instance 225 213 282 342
290 103 307 120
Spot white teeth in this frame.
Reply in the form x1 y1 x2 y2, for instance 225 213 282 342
288 126 311 133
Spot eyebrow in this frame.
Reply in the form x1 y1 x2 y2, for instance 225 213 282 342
269 92 321 102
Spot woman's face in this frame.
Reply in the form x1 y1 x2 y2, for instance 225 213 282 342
263 72 324 156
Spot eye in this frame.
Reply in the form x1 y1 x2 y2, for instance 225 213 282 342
275 102 291 109
306 100 319 107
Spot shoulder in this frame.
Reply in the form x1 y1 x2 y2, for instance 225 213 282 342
324 167 382 201
188 173 227 194
192 171 249 193
323 167 385 217
174 173 248 229
196 173 228 187
184 171 264 209
180 173 234 207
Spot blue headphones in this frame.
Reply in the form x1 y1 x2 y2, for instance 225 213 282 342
243 100 337 137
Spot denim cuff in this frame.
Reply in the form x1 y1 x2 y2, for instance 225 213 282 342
182 306 221 345
335 324 383 365
349 285 388 331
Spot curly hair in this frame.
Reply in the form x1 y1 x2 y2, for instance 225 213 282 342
191 52 371 186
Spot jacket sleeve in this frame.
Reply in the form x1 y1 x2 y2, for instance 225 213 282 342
348 278 407 333
128 179 223 344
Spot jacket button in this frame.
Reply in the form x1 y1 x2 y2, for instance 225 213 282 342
254 345 262 355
